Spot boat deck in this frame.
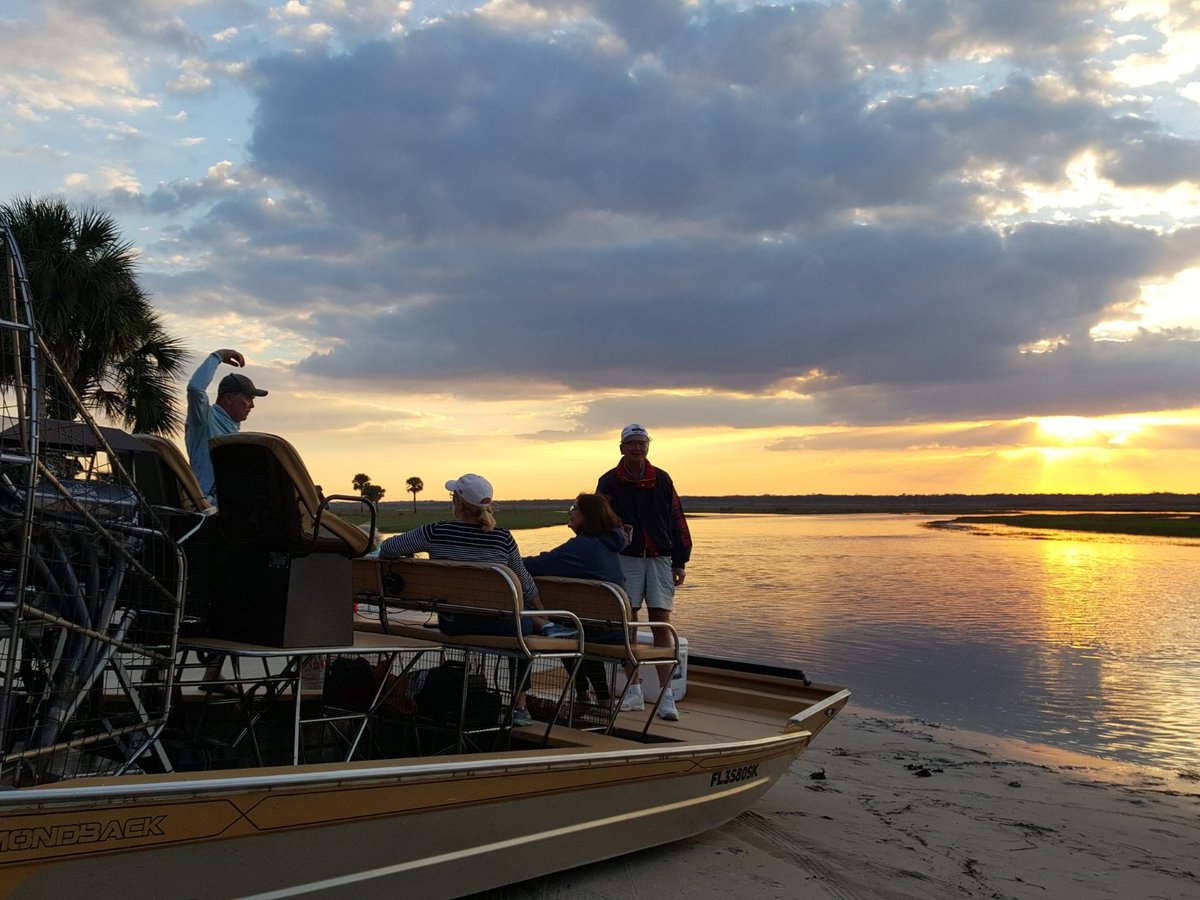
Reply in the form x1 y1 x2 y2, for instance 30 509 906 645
520 661 845 752
133 654 847 779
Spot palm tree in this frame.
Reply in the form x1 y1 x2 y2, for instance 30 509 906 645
0 196 187 434
352 473 372 494
406 476 424 512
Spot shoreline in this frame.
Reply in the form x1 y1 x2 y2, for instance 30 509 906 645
935 511 1200 539
346 498 1200 537
478 706 1200 899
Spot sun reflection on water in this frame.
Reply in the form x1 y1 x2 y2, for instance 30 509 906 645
516 514 1200 770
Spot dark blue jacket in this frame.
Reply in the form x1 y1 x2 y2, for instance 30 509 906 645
523 527 627 584
597 460 692 569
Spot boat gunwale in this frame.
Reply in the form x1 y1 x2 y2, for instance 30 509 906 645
1 725 827 807
786 687 850 728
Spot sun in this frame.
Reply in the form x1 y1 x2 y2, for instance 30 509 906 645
1036 416 1105 445
1033 415 1153 447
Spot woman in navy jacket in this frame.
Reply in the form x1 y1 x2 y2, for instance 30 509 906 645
524 493 628 704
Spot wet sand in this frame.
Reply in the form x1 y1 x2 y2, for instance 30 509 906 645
477 707 1200 899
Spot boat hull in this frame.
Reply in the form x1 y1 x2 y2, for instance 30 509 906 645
0 658 848 899
0 733 822 897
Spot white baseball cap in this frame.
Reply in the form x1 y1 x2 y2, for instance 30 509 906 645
621 423 650 442
445 473 494 506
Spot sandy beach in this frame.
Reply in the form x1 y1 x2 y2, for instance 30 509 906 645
478 707 1200 899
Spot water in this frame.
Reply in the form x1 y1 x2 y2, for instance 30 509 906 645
514 514 1200 771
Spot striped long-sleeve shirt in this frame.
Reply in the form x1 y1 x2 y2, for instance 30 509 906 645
378 520 539 604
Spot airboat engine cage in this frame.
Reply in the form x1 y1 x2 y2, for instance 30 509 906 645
0 220 185 786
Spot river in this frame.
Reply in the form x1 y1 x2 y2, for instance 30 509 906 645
514 513 1200 771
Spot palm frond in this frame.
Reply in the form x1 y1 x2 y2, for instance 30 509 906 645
1 194 188 434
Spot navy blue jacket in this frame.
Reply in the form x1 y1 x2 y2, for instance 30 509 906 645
597 460 692 570
523 527 627 584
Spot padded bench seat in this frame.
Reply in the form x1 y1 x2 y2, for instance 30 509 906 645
352 557 585 743
352 557 583 658
532 575 681 734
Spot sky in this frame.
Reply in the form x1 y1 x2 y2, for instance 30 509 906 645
3 0 1200 500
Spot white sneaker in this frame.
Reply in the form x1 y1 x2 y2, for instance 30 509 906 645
619 683 645 711
657 689 679 721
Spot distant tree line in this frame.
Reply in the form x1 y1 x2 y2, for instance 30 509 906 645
678 493 1200 514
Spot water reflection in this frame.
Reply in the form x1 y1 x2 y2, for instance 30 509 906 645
514 514 1200 770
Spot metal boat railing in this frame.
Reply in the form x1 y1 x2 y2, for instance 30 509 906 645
0 221 184 786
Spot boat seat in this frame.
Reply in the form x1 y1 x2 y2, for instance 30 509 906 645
352 557 584 744
353 558 583 657
135 433 212 514
209 432 375 557
134 434 220 630
532 576 680 735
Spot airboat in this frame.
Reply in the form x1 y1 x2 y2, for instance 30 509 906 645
0 222 848 897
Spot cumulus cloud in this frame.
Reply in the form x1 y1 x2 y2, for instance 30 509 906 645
15 0 1200 444
167 58 215 95
120 1 1172 429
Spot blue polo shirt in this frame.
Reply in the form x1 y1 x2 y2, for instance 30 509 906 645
185 352 239 501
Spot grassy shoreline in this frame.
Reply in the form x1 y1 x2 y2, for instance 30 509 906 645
341 502 1200 538
939 512 1200 538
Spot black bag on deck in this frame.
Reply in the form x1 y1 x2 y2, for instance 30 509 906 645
416 660 502 728
323 656 375 711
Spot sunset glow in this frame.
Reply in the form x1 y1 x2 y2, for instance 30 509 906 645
3 1 1199 499
1035 416 1144 447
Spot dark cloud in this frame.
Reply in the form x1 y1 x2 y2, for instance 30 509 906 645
764 420 1045 453
242 3 1180 238
560 393 831 440
811 332 1200 424
1101 134 1200 187
591 0 691 52
282 220 1181 405
153 1 1200 426
65 0 203 50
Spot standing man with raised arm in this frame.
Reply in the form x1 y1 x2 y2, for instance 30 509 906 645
184 348 269 693
185 348 268 506
596 423 692 720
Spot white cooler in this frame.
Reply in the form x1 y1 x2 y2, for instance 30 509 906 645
615 632 688 700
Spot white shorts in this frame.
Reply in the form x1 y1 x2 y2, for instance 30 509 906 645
619 556 675 611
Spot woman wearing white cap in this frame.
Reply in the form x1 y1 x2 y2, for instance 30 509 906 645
377 473 542 725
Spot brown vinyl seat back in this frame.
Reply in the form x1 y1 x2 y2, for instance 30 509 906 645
531 575 679 736
531 576 632 628
210 432 374 556
135 433 212 513
357 556 525 615
532 575 679 663
352 557 586 657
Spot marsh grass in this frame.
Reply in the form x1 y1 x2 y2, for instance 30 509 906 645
339 501 1200 539
947 513 1200 538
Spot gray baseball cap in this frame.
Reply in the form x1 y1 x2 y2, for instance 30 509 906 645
218 372 268 397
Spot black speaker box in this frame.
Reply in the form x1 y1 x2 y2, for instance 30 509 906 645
207 548 352 648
